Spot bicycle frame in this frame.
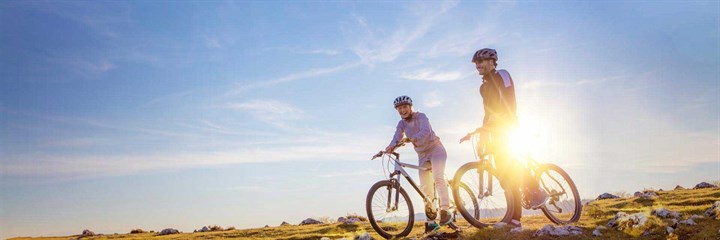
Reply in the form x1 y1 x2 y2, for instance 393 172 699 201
384 153 435 208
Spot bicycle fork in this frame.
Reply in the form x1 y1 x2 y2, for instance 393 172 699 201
386 174 402 212
476 168 493 199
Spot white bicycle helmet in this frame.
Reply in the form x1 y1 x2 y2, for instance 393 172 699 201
393 95 413 108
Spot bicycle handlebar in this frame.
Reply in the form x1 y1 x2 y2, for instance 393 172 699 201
370 138 410 160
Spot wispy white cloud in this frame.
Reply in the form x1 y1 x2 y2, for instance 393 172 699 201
28 1 133 39
518 74 628 90
350 0 459 66
226 99 305 122
317 169 376 178
219 185 318 193
0 141 375 179
419 1 515 59
302 49 341 56
38 138 110 148
174 120 279 137
422 91 443 108
400 68 464 82
223 99 311 130
206 38 223 49
226 62 362 94
69 59 116 73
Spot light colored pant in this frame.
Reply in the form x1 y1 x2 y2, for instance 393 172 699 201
417 143 449 210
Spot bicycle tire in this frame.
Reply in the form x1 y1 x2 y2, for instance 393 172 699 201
452 162 514 228
455 181 479 220
365 180 414 238
536 163 582 224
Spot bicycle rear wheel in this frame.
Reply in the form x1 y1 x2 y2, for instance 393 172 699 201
365 180 414 238
452 162 513 228
536 164 582 224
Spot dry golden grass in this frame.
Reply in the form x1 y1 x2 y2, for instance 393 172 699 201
9 188 720 240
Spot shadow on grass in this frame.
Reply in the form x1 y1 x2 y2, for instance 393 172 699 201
337 224 359 232
633 198 655 207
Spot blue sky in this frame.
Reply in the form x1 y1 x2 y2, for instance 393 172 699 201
1 0 718 238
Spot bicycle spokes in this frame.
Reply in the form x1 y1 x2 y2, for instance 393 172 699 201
536 164 581 224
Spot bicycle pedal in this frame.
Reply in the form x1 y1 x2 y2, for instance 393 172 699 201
447 222 461 231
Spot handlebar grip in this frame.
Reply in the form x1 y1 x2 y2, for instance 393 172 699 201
371 151 384 160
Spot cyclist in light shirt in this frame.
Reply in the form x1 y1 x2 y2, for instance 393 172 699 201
386 95 453 233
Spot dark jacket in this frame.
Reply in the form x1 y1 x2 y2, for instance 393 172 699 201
480 69 518 132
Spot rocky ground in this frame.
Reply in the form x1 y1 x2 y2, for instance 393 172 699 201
8 182 720 240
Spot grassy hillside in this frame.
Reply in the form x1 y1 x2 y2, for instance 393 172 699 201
9 188 719 240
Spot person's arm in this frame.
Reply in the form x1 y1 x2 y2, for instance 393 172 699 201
408 113 432 145
386 121 404 152
500 70 517 116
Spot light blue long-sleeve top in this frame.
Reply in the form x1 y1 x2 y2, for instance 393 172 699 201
388 112 441 154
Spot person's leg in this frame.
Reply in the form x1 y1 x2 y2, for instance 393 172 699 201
492 134 522 221
429 144 449 211
427 144 454 225
417 153 436 222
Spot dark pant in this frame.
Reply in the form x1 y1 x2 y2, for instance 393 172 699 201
488 134 538 220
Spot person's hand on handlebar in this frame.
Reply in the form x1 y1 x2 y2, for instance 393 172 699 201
384 145 394 153
385 138 413 152
459 133 473 143
459 127 491 143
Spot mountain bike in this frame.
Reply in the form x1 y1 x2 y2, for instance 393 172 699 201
365 139 474 238
451 131 582 228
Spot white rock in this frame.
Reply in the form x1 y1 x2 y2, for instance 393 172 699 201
652 208 681 218
671 219 679 228
533 224 583 237
609 212 647 230
554 227 570 236
510 226 523 233
567 225 584 235
680 218 697 225
493 222 507 229
666 226 674 234
592 229 602 236
354 232 372 240
690 214 704 219
705 201 720 219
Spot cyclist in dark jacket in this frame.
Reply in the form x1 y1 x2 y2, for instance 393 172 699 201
460 48 548 228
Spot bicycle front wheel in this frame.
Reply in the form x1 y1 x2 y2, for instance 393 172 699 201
452 162 513 228
536 163 582 224
365 180 414 239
